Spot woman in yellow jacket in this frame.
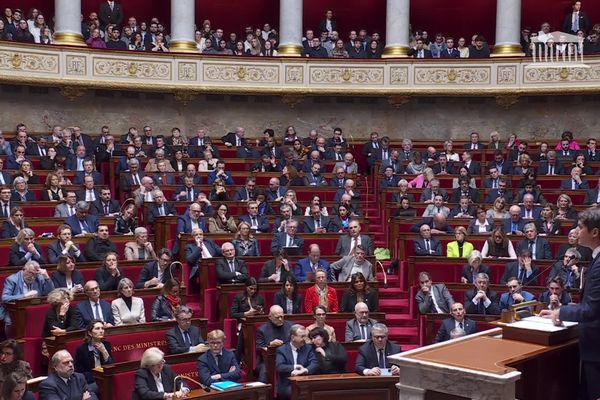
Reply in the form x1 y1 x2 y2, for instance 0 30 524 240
446 226 474 258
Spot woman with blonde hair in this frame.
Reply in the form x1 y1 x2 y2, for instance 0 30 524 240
232 221 260 256
111 277 146 325
42 172 67 201
124 227 157 261
446 227 474 258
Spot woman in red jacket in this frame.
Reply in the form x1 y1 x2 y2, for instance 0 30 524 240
304 268 339 313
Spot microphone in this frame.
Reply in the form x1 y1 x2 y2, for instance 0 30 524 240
173 374 210 396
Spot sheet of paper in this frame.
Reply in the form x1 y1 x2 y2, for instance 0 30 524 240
380 368 392 376
508 316 577 332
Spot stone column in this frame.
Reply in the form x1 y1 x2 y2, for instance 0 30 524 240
383 0 410 58
278 0 303 57
169 0 197 52
492 0 525 57
53 0 84 46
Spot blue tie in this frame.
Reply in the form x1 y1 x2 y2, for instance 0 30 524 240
378 349 386 369
94 302 101 320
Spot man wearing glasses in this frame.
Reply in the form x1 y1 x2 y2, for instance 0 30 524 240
355 323 401 376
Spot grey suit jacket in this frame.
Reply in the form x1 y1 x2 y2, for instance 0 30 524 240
345 317 378 342
54 203 74 218
335 234 374 256
331 256 374 282
415 283 454 314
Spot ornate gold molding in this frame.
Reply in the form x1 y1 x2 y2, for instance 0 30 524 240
382 46 410 58
173 91 197 105
491 44 525 57
59 86 87 101
495 95 520 109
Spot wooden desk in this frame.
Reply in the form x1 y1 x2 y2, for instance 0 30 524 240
290 373 398 400
392 328 579 400
185 385 271 399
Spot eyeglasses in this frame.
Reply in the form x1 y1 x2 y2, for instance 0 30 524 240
373 335 386 340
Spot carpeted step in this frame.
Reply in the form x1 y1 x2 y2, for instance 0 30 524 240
379 287 408 299
385 314 418 327
379 299 409 313
387 326 419 343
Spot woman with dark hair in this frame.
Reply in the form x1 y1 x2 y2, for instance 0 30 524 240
330 204 351 232
481 227 516 258
51 255 84 293
2 207 26 239
230 277 265 319
151 279 181 321
304 268 339 313
273 275 303 314
279 165 303 187
114 203 138 235
93 252 121 291
308 326 347 374
340 272 379 312
395 196 417 217
306 306 336 341
0 340 32 389
467 207 494 234
170 149 188 173
14 160 38 184
207 203 238 233
13 20 34 43
255 190 273 216
42 172 67 201
233 40 245 56
39 147 59 170
366 40 382 58
74 320 113 393
42 288 77 338
208 178 230 202
1 371 34 400
535 204 561 236
259 249 292 283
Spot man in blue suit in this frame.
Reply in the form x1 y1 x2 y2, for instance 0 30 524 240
295 244 332 282
502 205 526 235
232 177 256 201
65 201 100 236
541 208 600 400
176 203 206 234
520 194 542 220
1 261 54 330
434 302 477 343
275 324 318 399
256 305 293 382
166 306 207 354
207 161 234 185
560 166 590 190
500 277 535 311
72 159 103 185
74 280 114 329
500 249 540 286
198 329 241 387
440 37 460 58
355 323 401 376
185 228 221 280
271 220 304 255
39 350 98 400
238 201 270 233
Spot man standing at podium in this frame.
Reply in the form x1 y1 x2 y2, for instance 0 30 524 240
541 208 600 400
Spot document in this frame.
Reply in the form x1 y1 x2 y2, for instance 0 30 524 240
508 316 577 332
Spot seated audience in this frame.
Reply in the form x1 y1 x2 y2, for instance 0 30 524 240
216 242 249 284
308 326 347 374
295 244 332 283
2 371 33 400
556 228 593 262
395 196 417 217
275 325 318 400
260 249 293 283
74 280 114 329
114 203 138 235
48 224 86 263
207 203 238 233
185 228 221 280
93 252 121 291
547 248 582 289
486 197 509 220
415 271 454 314
502 205 526 236
331 245 374 282
84 225 117 261
304 268 339 313
135 248 175 289
481 227 517 259
341 272 379 312
335 220 374 256
0 339 32 392
461 251 492 284
501 249 540 286
132 347 186 400
51 255 84 293
515 223 552 260
198 329 241 387
271 219 304 255
124 227 157 261
111 278 146 326
74 320 113 394
10 177 35 202
434 302 476 343
9 228 45 266
555 193 579 220
446 226 474 258
411 214 455 235
467 207 494 234
414 224 442 256
90 188 120 217
256 305 293 382
42 288 77 338
345 302 378 342
151 279 181 322
166 305 207 354
355 323 401 376
66 201 99 236
464 273 500 315
535 204 561 236
539 277 572 310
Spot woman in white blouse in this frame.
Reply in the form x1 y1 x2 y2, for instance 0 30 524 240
467 207 494 235
111 278 146 325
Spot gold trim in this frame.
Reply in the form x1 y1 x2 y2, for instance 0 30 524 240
382 46 410 58
168 40 199 53
491 44 525 57
53 32 85 47
278 44 303 57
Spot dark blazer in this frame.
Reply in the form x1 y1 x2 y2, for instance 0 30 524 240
420 188 449 203
464 288 501 315
175 214 206 234
259 260 293 283
220 132 245 147
239 215 270 233
562 10 589 34
74 299 114 329
294 257 332 282
500 261 540 286
132 364 180 400
198 348 241 387
415 283 454 314
48 241 86 264
303 216 333 233
92 267 120 292
502 218 526 235
341 289 379 313
450 187 480 204
230 293 266 319
271 232 305 255
276 343 318 398
42 306 78 338
515 238 553 260
1 221 24 239
10 190 36 202
335 234 374 256
560 178 589 190
448 205 477 218
39 372 98 400
440 48 460 58
484 189 514 204
152 173 176 187
89 199 120 216
537 161 565 175
355 340 402 374
413 237 442 256
461 264 492 284
98 1 124 28
51 270 85 290
462 161 481 176
165 325 204 354
73 171 103 185
135 261 175 289
9 243 46 266
74 340 113 383
584 188 600 205
273 291 304 314
318 19 337 33
408 48 432 58
215 258 249 284
256 320 293 351
185 241 221 280
146 202 177 224
434 318 477 343
75 188 101 203
151 296 175 321
65 214 100 236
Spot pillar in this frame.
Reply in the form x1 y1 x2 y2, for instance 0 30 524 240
169 0 197 53
491 0 525 57
53 0 85 46
383 0 410 58
278 0 303 57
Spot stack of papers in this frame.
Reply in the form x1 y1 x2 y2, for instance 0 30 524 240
508 316 577 332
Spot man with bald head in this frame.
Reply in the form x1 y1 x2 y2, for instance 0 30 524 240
39 349 98 400
221 127 246 147
411 214 455 235
503 205 526 236
74 280 115 329
256 305 293 382
295 244 332 282
333 152 358 174
216 242 248 284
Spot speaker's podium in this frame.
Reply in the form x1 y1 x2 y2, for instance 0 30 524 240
390 322 579 400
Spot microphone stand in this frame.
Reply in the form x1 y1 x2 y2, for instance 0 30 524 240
173 374 211 398
376 261 388 289
169 261 183 283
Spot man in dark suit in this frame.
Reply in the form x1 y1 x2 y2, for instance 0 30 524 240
411 214 456 235
460 150 481 176
266 177 287 202
329 167 349 188
355 323 401 376
562 0 589 34
408 39 432 58
172 176 201 202
166 306 207 354
135 248 175 289
516 224 552 261
239 201 270 233
74 280 115 329
99 0 124 30
560 166 589 190
345 302 378 341
295 244 332 282
449 196 477 218
271 220 304 255
185 228 221 281
503 205 526 235
65 201 100 236
431 154 453 175
146 190 176 225
413 224 443 256
415 272 454 314
450 178 480 204
221 127 246 147
434 302 477 343
584 137 599 161
73 160 103 185
176 203 206 235
256 305 293 382
233 177 257 202
485 151 512 176
541 208 600 400
362 131 382 167
303 205 332 233
537 151 564 175
464 273 501 315
520 194 542 220
463 132 486 150
584 177 600 205
335 220 373 256
121 159 143 195
5 144 27 169
318 9 337 34
420 179 449 203
276 324 318 399
25 135 49 157
198 328 241 387
75 176 101 203
39 350 98 400
89 188 120 217
440 37 460 58
216 242 249 284
500 249 540 286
